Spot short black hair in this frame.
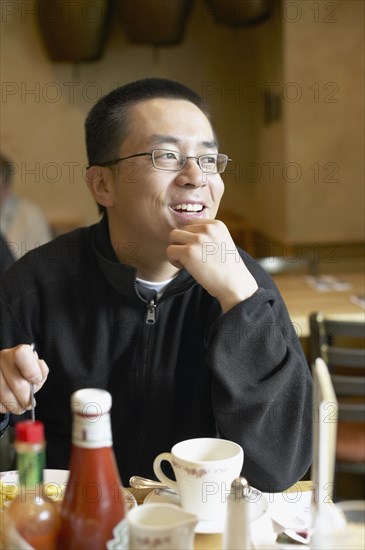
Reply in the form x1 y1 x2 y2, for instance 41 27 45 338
85 78 211 214
85 78 210 166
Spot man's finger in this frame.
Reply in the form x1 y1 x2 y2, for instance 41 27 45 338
13 345 43 384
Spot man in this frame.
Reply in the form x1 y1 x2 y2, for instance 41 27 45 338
0 78 311 491
0 153 52 260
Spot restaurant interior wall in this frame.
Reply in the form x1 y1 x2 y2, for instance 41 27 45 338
243 0 364 249
0 0 364 253
284 1 364 245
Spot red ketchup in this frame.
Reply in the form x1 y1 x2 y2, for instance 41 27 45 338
58 389 125 549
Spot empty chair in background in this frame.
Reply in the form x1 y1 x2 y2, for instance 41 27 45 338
309 312 365 498
311 357 338 512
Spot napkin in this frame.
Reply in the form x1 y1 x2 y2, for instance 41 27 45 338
305 276 351 292
251 490 312 549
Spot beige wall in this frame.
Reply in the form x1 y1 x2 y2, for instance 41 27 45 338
244 0 364 244
1 0 364 244
284 0 365 243
1 0 257 227
243 4 287 242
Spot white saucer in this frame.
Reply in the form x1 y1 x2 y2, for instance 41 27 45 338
143 487 269 534
0 468 69 486
0 469 137 511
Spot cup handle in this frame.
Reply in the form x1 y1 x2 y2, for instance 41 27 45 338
153 452 178 493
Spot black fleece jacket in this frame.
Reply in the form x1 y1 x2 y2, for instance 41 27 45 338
0 216 312 491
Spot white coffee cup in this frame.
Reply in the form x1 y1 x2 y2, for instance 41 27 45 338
153 438 244 523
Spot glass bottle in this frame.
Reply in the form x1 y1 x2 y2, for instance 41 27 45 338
6 420 61 550
58 388 125 549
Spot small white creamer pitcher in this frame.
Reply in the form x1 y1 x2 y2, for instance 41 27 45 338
127 503 198 550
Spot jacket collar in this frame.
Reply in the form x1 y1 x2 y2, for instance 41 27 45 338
91 215 196 300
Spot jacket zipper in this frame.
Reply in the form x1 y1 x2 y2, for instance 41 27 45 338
133 281 196 470
145 285 197 325
146 299 156 325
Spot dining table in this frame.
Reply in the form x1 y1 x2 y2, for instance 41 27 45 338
272 272 364 339
129 480 313 550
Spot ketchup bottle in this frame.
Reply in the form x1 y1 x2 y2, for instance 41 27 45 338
58 388 125 549
6 420 61 550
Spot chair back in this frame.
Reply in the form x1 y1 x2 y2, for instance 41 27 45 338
309 312 365 477
311 357 338 512
310 312 365 369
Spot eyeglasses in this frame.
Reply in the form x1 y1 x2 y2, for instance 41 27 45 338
93 149 231 174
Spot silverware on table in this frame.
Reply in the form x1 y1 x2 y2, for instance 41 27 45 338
30 343 36 422
129 475 174 492
30 383 35 422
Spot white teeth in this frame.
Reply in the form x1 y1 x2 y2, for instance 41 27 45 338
173 203 204 212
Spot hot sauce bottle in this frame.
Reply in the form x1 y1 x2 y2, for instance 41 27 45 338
58 388 125 550
6 420 61 550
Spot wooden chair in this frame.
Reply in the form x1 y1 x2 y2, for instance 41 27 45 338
217 208 255 251
311 357 338 511
309 312 365 477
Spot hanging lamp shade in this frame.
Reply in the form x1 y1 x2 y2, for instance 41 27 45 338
118 0 194 45
205 0 271 26
36 0 111 61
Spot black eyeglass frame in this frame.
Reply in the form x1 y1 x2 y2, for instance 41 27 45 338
88 149 231 174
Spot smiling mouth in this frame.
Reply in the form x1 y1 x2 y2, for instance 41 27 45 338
171 203 205 213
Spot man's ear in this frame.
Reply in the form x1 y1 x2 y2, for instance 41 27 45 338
86 166 114 208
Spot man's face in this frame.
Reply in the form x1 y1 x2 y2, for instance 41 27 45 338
108 98 225 247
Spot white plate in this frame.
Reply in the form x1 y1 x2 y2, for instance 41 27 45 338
143 487 269 534
0 469 137 511
0 468 69 486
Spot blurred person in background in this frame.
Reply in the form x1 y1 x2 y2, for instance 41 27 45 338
0 153 52 260
0 233 14 276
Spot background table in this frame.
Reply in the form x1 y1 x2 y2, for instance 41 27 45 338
273 272 364 338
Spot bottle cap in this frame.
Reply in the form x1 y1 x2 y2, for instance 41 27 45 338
230 477 250 499
71 388 112 417
15 420 45 443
